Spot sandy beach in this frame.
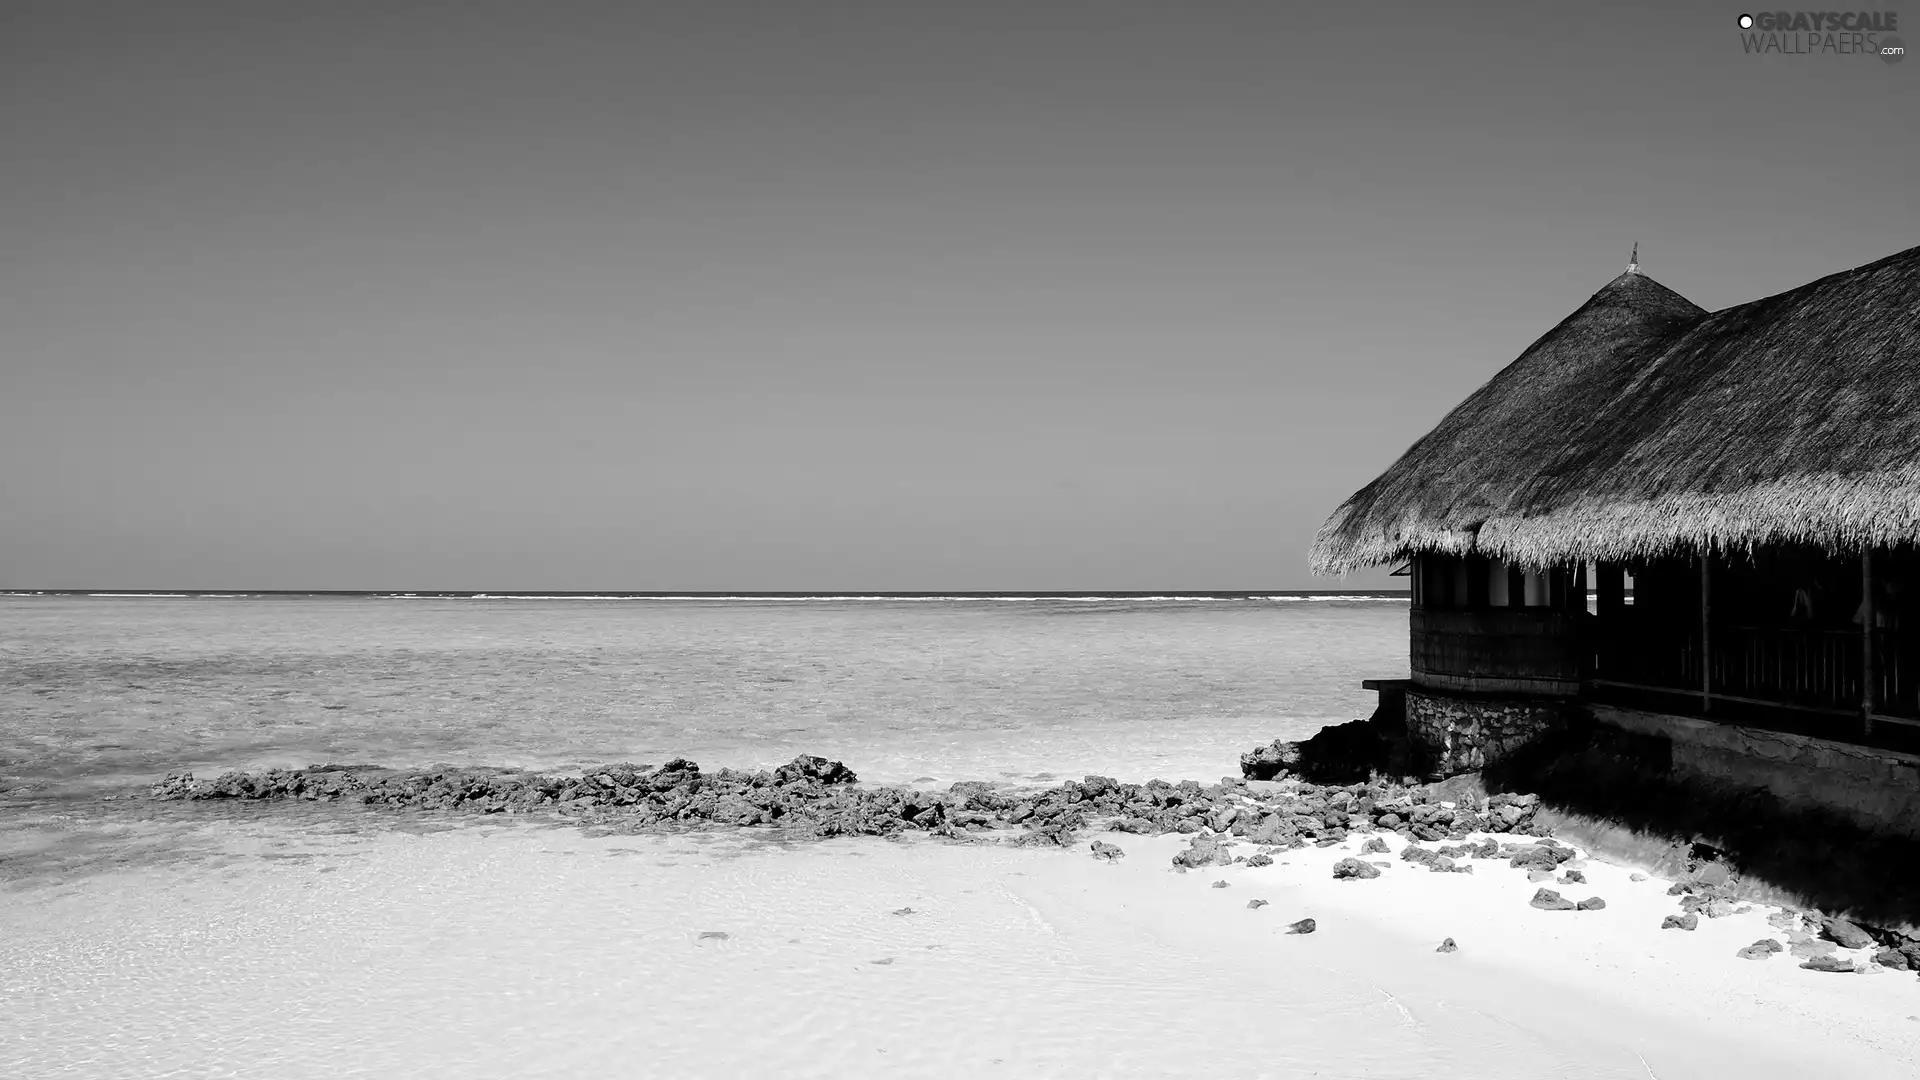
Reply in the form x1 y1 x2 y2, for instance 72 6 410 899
6 804 1917 1080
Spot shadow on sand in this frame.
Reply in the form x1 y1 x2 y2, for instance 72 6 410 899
1481 719 1920 929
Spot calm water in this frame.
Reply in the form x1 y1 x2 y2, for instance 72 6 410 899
0 594 1408 796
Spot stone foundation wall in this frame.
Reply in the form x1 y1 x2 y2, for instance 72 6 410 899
1405 690 1567 778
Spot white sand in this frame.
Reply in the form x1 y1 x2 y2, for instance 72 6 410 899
4 818 1917 1079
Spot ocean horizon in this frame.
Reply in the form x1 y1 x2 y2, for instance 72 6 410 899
0 591 1412 802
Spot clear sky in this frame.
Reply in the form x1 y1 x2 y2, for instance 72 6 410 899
3 1 1913 591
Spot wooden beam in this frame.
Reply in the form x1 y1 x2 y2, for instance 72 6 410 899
1589 679 1861 719
1864 548 1877 737
1701 553 1713 713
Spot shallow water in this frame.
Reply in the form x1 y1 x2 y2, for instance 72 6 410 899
0 594 1408 795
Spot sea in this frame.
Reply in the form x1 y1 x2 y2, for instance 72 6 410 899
0 591 1409 799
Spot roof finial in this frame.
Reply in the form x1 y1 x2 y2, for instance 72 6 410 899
1627 242 1640 274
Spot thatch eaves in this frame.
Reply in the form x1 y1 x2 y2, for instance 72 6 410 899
1309 267 1706 573
1311 243 1920 574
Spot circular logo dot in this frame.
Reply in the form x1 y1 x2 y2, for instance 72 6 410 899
1738 13 1754 29
1881 34 1906 64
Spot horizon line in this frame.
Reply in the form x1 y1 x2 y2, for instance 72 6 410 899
1 588 1411 598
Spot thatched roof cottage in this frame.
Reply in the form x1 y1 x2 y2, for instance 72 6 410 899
1318 243 1920 838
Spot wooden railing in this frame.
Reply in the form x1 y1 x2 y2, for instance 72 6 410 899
1714 625 1862 713
1590 615 1920 754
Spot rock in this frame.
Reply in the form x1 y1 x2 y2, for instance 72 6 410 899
1527 870 1555 883
1667 882 1691 896
1360 836 1390 855
1823 917 1875 950
1287 918 1317 935
772 755 858 786
1332 858 1381 880
1790 939 1838 959
1530 888 1577 911
1089 841 1125 861
1558 870 1586 885
1875 947 1911 970
1509 844 1573 872
1248 899 1269 910
1211 880 1230 889
891 907 914 916
1662 914 1699 931
1801 955 1859 973
1766 911 1800 931
1577 897 1607 911
1399 845 1440 869
1246 852 1274 868
1629 872 1648 882
1171 835 1234 869
1738 940 1782 961
1691 862 1730 888
1240 739 1303 781
1436 937 1458 953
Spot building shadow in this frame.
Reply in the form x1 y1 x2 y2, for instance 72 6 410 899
1482 718 1920 928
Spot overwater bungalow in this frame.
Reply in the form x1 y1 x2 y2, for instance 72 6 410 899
1313 243 1920 835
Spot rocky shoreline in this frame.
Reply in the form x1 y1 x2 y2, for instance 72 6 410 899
146 743 1920 977
148 752 1542 847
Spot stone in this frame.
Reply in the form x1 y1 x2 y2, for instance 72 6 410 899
1704 899 1736 919
1790 939 1838 959
1662 914 1699 931
1246 853 1274 868
1509 844 1572 872
1530 888 1577 911
1823 917 1875 950
1212 880 1230 889
1405 690 1564 777
1667 883 1691 896
1767 911 1799 931
772 755 858 786
1737 940 1783 961
1287 918 1317 935
1576 897 1606 911
1527 870 1555 883
1240 739 1303 781
1360 836 1390 855
1333 858 1381 880
1875 947 1911 970
1558 870 1586 885
1691 862 1730 888
1801 955 1859 973
1400 846 1453 872
1089 841 1125 861
1171 835 1234 869
1629 872 1648 882
1436 937 1458 953
1248 899 1269 910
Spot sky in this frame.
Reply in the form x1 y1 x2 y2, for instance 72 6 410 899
2 0 1914 591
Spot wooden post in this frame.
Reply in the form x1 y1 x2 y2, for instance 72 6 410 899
1863 549 1876 737
1700 553 1712 713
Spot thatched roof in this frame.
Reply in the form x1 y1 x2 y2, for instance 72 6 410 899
1312 244 1920 574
